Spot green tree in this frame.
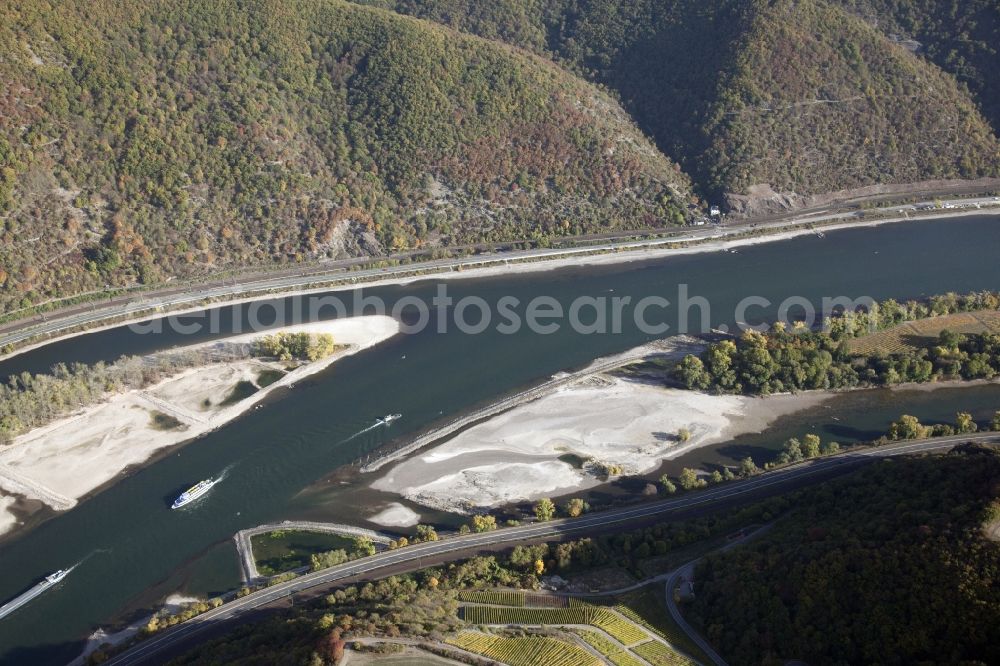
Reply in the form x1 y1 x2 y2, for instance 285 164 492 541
311 549 349 571
679 468 704 490
739 457 759 477
676 355 711 390
778 437 804 463
803 433 821 458
888 414 930 440
415 524 438 542
534 498 556 522
938 329 964 350
660 475 677 494
564 498 588 517
704 340 738 390
955 412 978 434
472 514 497 532
737 330 779 393
820 440 841 455
352 537 376 558
992 411 1000 432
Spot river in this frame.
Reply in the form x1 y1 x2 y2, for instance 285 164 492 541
0 214 998 664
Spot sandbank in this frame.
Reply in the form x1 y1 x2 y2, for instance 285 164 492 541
373 376 828 512
0 316 400 535
367 502 422 528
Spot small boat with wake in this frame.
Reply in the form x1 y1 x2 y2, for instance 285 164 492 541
0 568 73 621
376 413 401 426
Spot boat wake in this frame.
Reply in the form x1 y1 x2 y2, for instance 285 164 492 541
340 414 402 443
341 422 382 443
75 548 112 568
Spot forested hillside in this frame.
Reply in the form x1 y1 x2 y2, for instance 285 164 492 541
699 0 999 197
838 0 1000 130
0 0 689 311
367 0 1000 200
2 0 999 312
688 445 1000 665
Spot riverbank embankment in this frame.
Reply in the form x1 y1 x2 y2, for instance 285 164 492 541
2 199 997 364
234 521 395 583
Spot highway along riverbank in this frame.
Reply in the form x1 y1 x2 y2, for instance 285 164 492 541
1 199 997 364
0 213 998 664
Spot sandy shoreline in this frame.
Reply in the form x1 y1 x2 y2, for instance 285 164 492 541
0 495 15 536
0 316 400 536
4 208 995 365
70 593 202 666
887 376 1000 394
372 374 829 513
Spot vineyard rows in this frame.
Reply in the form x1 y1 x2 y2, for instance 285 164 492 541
614 602 701 663
571 629 646 666
523 591 568 607
458 589 525 606
462 604 650 645
634 639 697 666
848 310 1000 355
462 605 585 625
447 631 601 666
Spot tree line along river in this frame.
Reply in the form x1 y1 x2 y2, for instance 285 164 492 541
0 214 999 665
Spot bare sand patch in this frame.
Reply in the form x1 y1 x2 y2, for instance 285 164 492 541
0 316 400 535
0 495 16 535
71 593 206 665
367 502 422 528
374 377 827 512
147 361 276 416
0 395 188 500
345 647 468 666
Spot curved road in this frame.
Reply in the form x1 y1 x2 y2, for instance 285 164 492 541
105 432 997 665
661 527 778 666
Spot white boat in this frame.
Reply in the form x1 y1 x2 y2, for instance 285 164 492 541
377 413 401 426
0 568 73 621
45 570 70 585
171 478 219 509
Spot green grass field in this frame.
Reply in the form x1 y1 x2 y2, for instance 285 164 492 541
250 530 361 576
255 368 287 387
